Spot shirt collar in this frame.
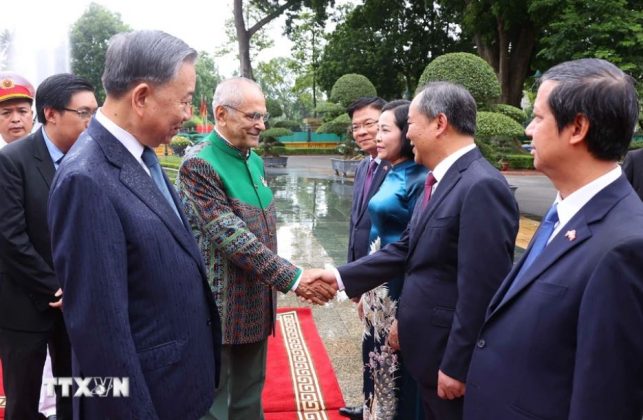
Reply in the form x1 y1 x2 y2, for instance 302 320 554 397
553 165 622 234
41 127 65 169
214 127 250 159
431 143 476 184
95 108 147 172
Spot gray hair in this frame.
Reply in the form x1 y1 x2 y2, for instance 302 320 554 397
102 30 197 97
415 81 477 136
212 77 263 110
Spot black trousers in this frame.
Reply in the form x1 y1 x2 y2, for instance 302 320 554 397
420 384 463 420
0 316 72 420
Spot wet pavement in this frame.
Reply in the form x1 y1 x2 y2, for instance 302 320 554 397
265 156 554 406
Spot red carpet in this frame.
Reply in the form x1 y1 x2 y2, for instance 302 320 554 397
263 307 346 420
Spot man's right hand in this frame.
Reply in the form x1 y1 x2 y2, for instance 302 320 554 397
295 269 338 305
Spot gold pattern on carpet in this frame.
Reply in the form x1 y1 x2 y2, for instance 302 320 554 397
278 310 328 419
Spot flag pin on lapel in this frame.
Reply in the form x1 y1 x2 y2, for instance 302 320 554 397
565 230 576 241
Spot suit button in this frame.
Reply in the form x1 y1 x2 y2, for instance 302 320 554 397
206 319 212 326
477 339 486 348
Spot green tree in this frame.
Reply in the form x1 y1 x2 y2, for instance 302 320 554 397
437 0 562 106
193 51 222 121
318 1 470 99
255 56 315 119
231 0 333 79
70 2 131 103
537 0 643 85
330 73 377 108
287 9 326 114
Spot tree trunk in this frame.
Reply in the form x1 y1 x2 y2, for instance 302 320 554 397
234 0 254 79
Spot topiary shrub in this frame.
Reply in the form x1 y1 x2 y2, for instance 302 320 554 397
272 119 302 132
495 104 528 125
476 111 525 140
258 127 291 157
266 98 283 119
330 74 377 108
169 136 192 156
315 101 346 122
418 52 501 109
316 113 351 137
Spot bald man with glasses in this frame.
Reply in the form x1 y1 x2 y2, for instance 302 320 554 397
176 77 334 420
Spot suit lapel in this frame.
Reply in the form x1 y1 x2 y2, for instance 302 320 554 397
488 176 632 318
89 120 206 277
355 162 390 222
31 130 55 189
407 150 481 256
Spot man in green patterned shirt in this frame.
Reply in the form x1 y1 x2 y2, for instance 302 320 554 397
176 77 334 420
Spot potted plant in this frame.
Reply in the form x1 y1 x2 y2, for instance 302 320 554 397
169 135 193 157
258 127 291 167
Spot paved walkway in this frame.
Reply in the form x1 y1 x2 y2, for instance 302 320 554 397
267 155 553 406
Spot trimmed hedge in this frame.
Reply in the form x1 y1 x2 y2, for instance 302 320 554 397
330 74 377 108
476 111 525 140
418 52 500 108
316 113 351 136
504 154 534 170
495 104 528 125
259 128 292 157
272 119 303 131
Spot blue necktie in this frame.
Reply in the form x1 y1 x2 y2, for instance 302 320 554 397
506 203 559 296
141 147 181 220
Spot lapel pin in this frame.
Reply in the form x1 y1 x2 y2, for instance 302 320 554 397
565 230 576 241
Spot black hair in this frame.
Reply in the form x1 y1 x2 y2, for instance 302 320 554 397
347 96 387 118
380 99 414 159
36 73 94 124
539 58 639 161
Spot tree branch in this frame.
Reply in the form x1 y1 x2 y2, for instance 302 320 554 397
248 0 301 37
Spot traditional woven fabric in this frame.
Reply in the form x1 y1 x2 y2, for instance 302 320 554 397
176 131 300 344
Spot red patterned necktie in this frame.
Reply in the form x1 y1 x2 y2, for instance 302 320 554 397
421 173 437 208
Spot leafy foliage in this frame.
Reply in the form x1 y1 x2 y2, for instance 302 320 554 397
272 119 303 131
266 98 283 119
70 2 131 103
314 101 345 121
258 127 292 156
317 113 351 136
418 53 500 108
193 52 221 121
476 111 525 140
170 136 192 156
330 74 377 108
494 104 528 125
317 1 470 99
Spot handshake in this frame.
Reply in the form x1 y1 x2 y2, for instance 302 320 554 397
293 269 340 305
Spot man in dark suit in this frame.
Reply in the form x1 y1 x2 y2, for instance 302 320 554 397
622 148 643 200
48 30 222 420
341 96 389 420
464 59 643 420
321 82 519 420
0 73 97 420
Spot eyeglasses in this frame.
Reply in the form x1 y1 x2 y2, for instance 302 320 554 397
350 120 378 133
223 105 269 123
63 107 96 120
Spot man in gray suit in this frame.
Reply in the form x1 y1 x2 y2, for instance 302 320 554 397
48 30 222 420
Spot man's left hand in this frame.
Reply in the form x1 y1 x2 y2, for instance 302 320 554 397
437 370 465 400
49 288 63 310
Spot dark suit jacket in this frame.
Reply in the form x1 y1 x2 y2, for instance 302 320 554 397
339 148 519 387
465 176 643 420
347 158 390 262
48 119 222 420
622 148 643 200
0 129 62 332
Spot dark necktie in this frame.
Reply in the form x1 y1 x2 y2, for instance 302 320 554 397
141 147 181 220
506 203 559 296
421 173 438 208
360 159 378 208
